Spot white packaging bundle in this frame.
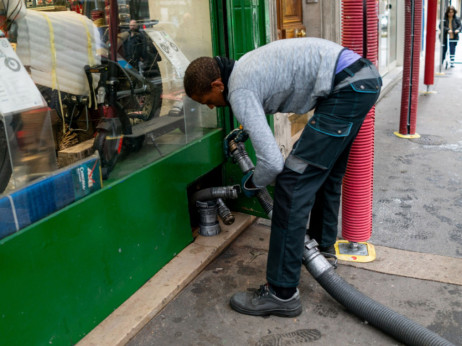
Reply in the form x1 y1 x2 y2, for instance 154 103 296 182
16 10 102 96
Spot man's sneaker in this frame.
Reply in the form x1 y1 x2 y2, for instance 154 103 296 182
229 284 302 317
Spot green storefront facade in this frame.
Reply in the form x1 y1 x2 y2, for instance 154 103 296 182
0 1 272 344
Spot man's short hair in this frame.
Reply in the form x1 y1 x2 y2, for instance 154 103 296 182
184 57 220 98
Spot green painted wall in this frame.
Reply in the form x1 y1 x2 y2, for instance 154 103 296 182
0 130 224 345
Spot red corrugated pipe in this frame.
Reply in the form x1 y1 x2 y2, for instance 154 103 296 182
341 0 378 242
341 1 364 54
424 0 437 87
399 0 423 135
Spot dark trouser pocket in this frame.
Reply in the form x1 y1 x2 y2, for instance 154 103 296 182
291 76 381 171
292 113 353 170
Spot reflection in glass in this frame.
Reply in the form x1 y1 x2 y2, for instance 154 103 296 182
10 0 216 180
1 110 58 193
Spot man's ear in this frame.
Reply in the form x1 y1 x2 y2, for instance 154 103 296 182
211 78 225 91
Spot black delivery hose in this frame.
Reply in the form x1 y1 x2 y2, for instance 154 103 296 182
303 239 453 346
227 136 454 346
319 268 451 345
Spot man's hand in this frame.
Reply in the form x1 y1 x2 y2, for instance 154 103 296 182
241 170 259 198
224 127 249 158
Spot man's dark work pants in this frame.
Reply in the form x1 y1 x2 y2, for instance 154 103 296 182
267 60 382 288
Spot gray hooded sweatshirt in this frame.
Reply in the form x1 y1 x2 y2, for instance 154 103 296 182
227 37 344 188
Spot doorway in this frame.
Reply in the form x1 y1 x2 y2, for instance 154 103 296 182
379 0 398 74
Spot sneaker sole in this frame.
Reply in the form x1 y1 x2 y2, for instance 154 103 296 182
230 300 302 317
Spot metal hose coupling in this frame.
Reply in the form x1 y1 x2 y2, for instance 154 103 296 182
255 188 273 219
193 185 241 237
192 185 240 204
302 236 333 279
195 200 221 236
216 198 235 225
228 141 255 174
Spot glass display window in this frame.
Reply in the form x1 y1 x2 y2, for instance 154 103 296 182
2 0 217 183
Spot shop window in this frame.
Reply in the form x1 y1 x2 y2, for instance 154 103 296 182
2 0 216 186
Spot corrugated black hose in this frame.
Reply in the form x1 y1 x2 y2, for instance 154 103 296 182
303 243 454 346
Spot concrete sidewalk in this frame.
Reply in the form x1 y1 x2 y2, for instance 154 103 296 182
80 61 462 345
127 223 461 346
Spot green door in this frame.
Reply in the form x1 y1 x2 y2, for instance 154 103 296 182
226 0 269 59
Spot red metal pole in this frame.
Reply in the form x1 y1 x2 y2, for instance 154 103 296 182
424 0 438 86
398 0 423 136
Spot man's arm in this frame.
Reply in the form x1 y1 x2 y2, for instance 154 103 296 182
229 89 284 188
